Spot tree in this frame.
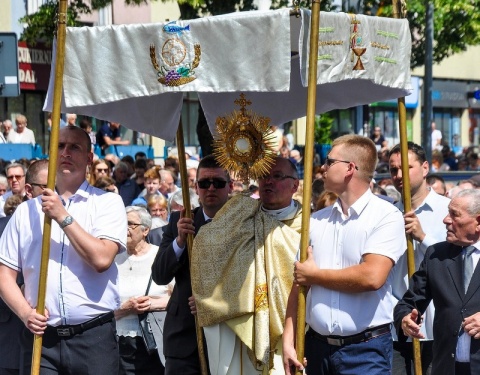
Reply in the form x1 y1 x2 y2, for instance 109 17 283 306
376 0 480 68
21 0 480 67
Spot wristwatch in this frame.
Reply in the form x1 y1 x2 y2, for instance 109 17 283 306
60 215 74 229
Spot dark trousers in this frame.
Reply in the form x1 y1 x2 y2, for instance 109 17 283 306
119 336 164 375
304 329 393 375
165 350 205 375
0 370 19 375
392 341 433 375
455 361 471 375
20 320 119 375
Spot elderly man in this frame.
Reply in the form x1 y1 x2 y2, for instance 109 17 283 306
0 121 6 143
0 125 127 374
284 134 406 375
394 189 480 375
2 119 13 140
191 156 302 374
152 155 232 375
0 163 27 218
7 114 35 145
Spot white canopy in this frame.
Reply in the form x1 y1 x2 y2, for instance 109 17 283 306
44 8 412 141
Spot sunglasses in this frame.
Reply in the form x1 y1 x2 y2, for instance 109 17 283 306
96 168 108 172
197 179 228 189
324 157 359 171
30 183 48 189
7 175 25 181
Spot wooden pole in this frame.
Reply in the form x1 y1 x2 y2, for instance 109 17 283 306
31 0 67 374
295 1 320 373
392 1 423 374
175 120 209 375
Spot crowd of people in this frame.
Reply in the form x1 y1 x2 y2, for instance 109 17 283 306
0 122 479 375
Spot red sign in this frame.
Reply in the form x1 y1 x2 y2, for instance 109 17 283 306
18 41 52 91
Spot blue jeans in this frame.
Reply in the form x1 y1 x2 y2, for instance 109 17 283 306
305 329 393 375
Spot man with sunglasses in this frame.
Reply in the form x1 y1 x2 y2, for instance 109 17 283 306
191 156 302 375
0 163 27 218
283 134 406 375
151 155 232 375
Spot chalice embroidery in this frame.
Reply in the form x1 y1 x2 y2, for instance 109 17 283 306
350 15 366 71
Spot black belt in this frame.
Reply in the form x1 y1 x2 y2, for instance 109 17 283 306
46 311 114 338
309 323 391 346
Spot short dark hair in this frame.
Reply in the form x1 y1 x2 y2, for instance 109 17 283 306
63 125 92 152
79 119 92 131
197 155 230 181
426 173 445 186
135 151 147 160
26 159 49 184
134 158 147 170
389 142 427 164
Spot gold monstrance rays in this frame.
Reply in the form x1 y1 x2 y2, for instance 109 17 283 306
213 94 277 186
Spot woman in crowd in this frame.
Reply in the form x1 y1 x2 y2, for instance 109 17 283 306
94 176 118 193
89 159 111 185
115 206 172 375
147 195 168 228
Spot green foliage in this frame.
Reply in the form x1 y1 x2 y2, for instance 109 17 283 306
19 0 91 46
18 0 480 69
314 113 334 145
373 0 480 68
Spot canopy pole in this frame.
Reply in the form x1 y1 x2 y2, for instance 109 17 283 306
176 120 209 375
295 1 320 373
31 0 68 374
392 1 422 374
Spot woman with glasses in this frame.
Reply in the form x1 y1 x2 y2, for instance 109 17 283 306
115 206 172 375
89 159 111 186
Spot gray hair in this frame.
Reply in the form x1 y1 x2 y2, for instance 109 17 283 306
168 188 200 212
0 174 7 187
6 162 27 175
454 189 480 216
125 206 152 229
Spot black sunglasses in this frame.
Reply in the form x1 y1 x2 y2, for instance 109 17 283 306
30 182 48 189
324 157 359 170
197 179 228 189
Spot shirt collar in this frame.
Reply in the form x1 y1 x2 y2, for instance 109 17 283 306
333 188 372 219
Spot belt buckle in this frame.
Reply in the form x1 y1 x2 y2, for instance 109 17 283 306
56 328 71 337
327 337 343 346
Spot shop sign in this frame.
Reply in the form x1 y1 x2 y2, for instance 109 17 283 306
18 41 52 91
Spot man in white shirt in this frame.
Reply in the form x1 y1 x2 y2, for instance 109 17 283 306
0 125 127 374
394 189 480 375
7 114 36 145
388 142 451 375
283 134 406 375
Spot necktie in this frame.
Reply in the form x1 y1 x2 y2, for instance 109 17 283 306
464 246 476 293
205 219 212 223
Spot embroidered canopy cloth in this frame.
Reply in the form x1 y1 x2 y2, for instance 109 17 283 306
44 8 412 141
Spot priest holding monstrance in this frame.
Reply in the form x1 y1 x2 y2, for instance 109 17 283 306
191 96 302 374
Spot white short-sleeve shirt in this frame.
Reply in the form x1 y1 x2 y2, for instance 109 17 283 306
307 189 406 336
0 181 127 325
